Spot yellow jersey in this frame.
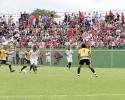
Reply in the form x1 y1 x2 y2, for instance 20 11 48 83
78 48 90 60
0 49 7 60
23 50 30 60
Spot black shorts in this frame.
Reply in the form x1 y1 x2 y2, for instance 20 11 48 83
0 60 7 64
25 59 30 64
79 59 90 65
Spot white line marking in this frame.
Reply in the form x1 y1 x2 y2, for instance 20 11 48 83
42 50 125 52
0 94 125 98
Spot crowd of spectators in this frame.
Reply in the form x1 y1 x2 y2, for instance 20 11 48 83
0 10 125 49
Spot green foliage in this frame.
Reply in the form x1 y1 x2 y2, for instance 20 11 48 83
31 8 60 18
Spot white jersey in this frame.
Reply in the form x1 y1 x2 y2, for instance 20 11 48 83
45 52 50 62
65 49 73 58
65 49 73 62
45 52 50 58
29 50 39 60
29 50 39 66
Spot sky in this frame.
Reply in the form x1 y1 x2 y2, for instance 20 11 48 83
0 0 125 21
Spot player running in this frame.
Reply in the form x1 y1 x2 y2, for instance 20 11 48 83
77 44 98 77
64 46 73 70
28 46 39 74
0 46 15 72
20 46 31 73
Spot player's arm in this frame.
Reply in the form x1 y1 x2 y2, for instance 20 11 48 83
78 53 80 60
22 52 26 57
71 50 74 55
78 50 81 60
59 52 62 56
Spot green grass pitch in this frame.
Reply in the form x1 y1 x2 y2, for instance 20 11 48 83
0 66 125 100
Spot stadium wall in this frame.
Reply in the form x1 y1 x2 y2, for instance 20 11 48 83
38 49 125 68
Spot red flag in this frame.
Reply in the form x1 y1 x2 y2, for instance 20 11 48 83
79 11 84 20
67 28 74 37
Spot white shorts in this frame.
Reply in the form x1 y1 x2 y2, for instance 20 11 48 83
67 57 73 62
30 59 38 66
46 57 50 62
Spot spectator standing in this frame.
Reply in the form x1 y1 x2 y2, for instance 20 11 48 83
0 17 3 26
53 51 58 65
45 51 50 65
56 51 63 66
39 50 44 66
17 49 23 64
92 12 96 24
2 15 7 24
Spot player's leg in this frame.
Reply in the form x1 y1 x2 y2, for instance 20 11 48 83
77 60 84 77
20 60 29 72
20 64 28 72
54 59 57 65
32 63 37 74
29 60 34 72
66 57 69 68
0 62 1 66
29 65 33 72
68 57 73 69
87 60 98 77
48 57 50 65
68 62 71 69
67 57 71 69
77 64 82 77
5 61 15 72
57 58 60 65
35 60 38 71
40 58 43 66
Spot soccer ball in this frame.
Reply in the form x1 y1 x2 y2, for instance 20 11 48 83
22 70 27 74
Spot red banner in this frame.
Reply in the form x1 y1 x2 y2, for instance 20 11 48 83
45 42 56 48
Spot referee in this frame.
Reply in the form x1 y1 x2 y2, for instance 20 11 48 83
77 44 98 77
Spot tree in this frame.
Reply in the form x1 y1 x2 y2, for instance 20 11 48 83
31 9 60 18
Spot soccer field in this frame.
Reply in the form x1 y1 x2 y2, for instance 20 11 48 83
0 66 125 100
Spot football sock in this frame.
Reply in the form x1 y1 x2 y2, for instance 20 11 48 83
21 66 27 71
69 62 71 68
35 66 37 71
29 65 33 71
9 65 12 71
90 68 95 73
77 68 80 75
32 66 36 73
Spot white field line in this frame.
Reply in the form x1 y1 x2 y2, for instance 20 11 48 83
42 49 125 52
0 94 125 98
